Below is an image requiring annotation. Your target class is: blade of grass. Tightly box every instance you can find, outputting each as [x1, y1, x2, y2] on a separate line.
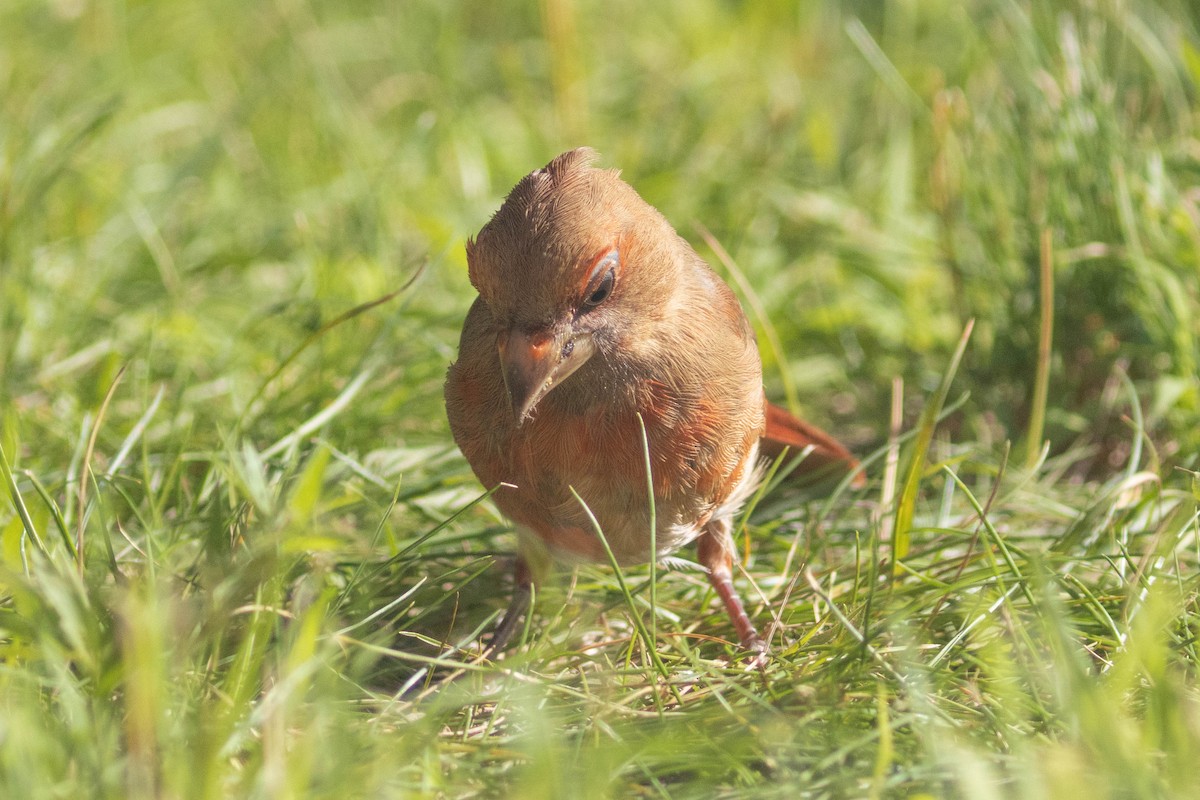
[695, 223, 798, 414]
[879, 376, 904, 544]
[1025, 227, 1054, 470]
[77, 363, 126, 576]
[0, 441, 48, 561]
[803, 568, 946, 709]
[635, 413, 658, 648]
[234, 278, 418, 435]
[569, 486, 681, 709]
[359, 481, 514, 586]
[845, 17, 927, 114]
[261, 368, 374, 459]
[106, 384, 164, 478]
[22, 469, 75, 559]
[941, 464, 1036, 608]
[892, 320, 974, 576]
[869, 683, 894, 800]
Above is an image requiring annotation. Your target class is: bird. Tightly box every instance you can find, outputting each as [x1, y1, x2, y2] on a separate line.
[444, 148, 862, 656]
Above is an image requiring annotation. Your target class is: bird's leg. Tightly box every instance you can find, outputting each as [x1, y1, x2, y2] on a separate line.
[697, 519, 765, 653]
[484, 557, 532, 657]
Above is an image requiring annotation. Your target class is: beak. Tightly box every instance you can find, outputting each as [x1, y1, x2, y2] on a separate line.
[497, 326, 596, 424]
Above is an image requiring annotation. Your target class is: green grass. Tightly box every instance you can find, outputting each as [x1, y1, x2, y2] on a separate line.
[2, 0, 1200, 796]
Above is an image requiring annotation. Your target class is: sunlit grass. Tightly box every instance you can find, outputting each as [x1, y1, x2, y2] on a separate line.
[1, 0, 1199, 797]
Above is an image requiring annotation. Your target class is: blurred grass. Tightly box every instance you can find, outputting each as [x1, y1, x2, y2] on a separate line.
[1, 0, 1199, 797]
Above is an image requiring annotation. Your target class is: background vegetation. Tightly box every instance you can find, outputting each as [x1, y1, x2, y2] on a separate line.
[1, 0, 1198, 796]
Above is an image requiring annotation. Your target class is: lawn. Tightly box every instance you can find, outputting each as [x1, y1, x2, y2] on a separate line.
[1, 0, 1199, 797]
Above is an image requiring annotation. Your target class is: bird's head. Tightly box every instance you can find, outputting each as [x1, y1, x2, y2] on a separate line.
[465, 148, 679, 424]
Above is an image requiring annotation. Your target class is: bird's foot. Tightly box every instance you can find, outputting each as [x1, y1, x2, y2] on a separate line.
[738, 633, 770, 670]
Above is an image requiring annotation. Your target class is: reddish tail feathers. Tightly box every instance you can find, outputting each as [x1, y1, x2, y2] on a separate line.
[760, 401, 865, 488]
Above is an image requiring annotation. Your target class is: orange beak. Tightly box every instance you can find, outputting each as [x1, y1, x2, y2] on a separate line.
[497, 327, 595, 424]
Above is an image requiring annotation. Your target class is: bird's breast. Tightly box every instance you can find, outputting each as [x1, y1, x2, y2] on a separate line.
[488, 380, 756, 565]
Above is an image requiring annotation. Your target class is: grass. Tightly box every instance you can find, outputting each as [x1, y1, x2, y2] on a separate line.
[2, 0, 1199, 796]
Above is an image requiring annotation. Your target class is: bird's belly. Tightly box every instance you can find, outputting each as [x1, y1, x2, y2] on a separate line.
[493, 406, 751, 565]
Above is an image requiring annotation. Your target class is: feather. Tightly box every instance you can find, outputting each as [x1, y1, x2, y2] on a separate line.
[760, 400, 865, 487]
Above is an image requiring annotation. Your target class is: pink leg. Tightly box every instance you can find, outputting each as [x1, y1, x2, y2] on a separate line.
[697, 520, 765, 652]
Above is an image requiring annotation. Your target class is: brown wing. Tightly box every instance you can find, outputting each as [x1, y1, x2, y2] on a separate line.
[760, 400, 865, 488]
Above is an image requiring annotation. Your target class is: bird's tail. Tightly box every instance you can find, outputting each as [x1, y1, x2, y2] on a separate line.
[760, 400, 866, 488]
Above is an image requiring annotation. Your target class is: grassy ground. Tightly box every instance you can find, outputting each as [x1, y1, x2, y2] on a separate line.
[2, 0, 1199, 797]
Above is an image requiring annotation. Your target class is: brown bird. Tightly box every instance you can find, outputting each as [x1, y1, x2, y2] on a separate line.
[445, 148, 861, 655]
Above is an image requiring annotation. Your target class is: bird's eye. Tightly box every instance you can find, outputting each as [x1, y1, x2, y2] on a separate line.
[585, 269, 614, 306]
[583, 251, 618, 308]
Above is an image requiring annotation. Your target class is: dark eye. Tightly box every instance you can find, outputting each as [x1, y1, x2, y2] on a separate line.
[583, 251, 618, 308]
[585, 269, 615, 306]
